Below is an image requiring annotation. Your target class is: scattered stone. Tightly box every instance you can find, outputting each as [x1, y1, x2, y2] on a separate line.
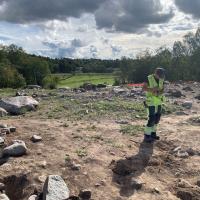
[153, 187, 160, 194]
[94, 183, 101, 187]
[0, 137, 5, 145]
[79, 189, 91, 199]
[1, 128, 10, 134]
[115, 120, 129, 125]
[195, 94, 200, 100]
[168, 89, 183, 98]
[173, 146, 182, 153]
[9, 127, 16, 133]
[0, 194, 10, 200]
[39, 160, 47, 168]
[0, 107, 8, 117]
[0, 96, 39, 115]
[177, 150, 189, 158]
[110, 152, 115, 156]
[185, 148, 196, 156]
[43, 175, 70, 200]
[176, 111, 188, 116]
[2, 140, 27, 157]
[28, 195, 38, 200]
[182, 101, 193, 109]
[113, 87, 128, 95]
[0, 124, 7, 128]
[177, 179, 192, 188]
[31, 135, 42, 143]
[70, 162, 81, 171]
[183, 86, 193, 91]
[0, 182, 5, 191]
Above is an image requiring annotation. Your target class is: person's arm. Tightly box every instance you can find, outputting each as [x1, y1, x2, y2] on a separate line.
[142, 82, 158, 94]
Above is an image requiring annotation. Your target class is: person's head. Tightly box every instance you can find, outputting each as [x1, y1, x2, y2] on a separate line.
[154, 67, 165, 79]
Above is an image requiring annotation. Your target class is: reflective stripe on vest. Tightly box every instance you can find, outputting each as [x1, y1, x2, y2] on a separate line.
[146, 74, 164, 106]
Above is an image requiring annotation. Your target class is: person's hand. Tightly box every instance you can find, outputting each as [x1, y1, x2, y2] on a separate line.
[151, 87, 159, 95]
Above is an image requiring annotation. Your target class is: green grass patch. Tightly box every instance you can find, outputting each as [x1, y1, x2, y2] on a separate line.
[57, 73, 116, 88]
[120, 124, 143, 136]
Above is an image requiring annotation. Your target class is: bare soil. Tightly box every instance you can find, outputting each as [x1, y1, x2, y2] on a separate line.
[0, 85, 200, 200]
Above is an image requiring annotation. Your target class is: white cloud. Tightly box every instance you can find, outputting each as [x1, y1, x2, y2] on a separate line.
[0, 0, 199, 59]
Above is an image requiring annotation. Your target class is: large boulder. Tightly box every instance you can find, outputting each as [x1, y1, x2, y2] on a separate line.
[2, 140, 27, 157]
[0, 107, 8, 117]
[0, 96, 39, 115]
[43, 175, 70, 200]
[0, 194, 10, 200]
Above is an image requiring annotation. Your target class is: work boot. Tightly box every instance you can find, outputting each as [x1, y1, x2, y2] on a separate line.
[151, 132, 160, 140]
[143, 134, 153, 143]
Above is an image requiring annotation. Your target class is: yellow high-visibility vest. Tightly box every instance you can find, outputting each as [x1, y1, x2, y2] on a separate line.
[146, 74, 164, 106]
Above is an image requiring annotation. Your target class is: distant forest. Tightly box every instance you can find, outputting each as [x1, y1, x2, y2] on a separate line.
[0, 28, 200, 88]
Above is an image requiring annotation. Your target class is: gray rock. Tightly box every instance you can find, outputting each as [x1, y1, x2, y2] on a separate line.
[176, 111, 188, 116]
[113, 87, 128, 95]
[31, 135, 42, 143]
[0, 137, 5, 145]
[182, 101, 193, 109]
[0, 182, 5, 191]
[177, 150, 189, 158]
[0, 194, 10, 200]
[195, 94, 200, 100]
[9, 127, 16, 133]
[173, 146, 182, 153]
[2, 140, 27, 157]
[0, 107, 8, 117]
[79, 189, 92, 199]
[0, 124, 7, 128]
[43, 175, 70, 200]
[168, 89, 183, 98]
[0, 96, 39, 115]
[115, 120, 129, 125]
[1, 128, 10, 134]
[178, 179, 192, 188]
[28, 195, 37, 200]
[185, 148, 196, 156]
[183, 86, 193, 91]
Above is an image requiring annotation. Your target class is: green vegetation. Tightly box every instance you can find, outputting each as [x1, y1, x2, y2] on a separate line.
[58, 73, 115, 88]
[120, 124, 143, 136]
[117, 28, 200, 83]
[76, 148, 88, 158]
[1, 28, 200, 89]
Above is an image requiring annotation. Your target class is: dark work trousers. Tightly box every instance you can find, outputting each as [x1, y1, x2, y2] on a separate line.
[144, 105, 162, 135]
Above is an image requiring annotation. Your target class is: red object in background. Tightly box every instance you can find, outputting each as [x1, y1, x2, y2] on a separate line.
[127, 83, 144, 87]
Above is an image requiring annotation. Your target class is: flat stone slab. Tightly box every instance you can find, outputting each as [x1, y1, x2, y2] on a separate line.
[43, 175, 70, 200]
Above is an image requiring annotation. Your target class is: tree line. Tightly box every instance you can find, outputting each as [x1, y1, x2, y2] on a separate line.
[0, 28, 200, 88]
[117, 28, 200, 84]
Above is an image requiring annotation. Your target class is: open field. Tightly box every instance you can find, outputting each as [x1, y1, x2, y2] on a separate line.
[0, 83, 200, 199]
[57, 73, 116, 88]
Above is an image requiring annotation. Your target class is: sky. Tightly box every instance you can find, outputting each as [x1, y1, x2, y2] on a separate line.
[0, 0, 200, 59]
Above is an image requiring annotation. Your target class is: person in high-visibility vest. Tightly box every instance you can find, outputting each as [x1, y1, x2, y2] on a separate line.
[142, 67, 165, 143]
